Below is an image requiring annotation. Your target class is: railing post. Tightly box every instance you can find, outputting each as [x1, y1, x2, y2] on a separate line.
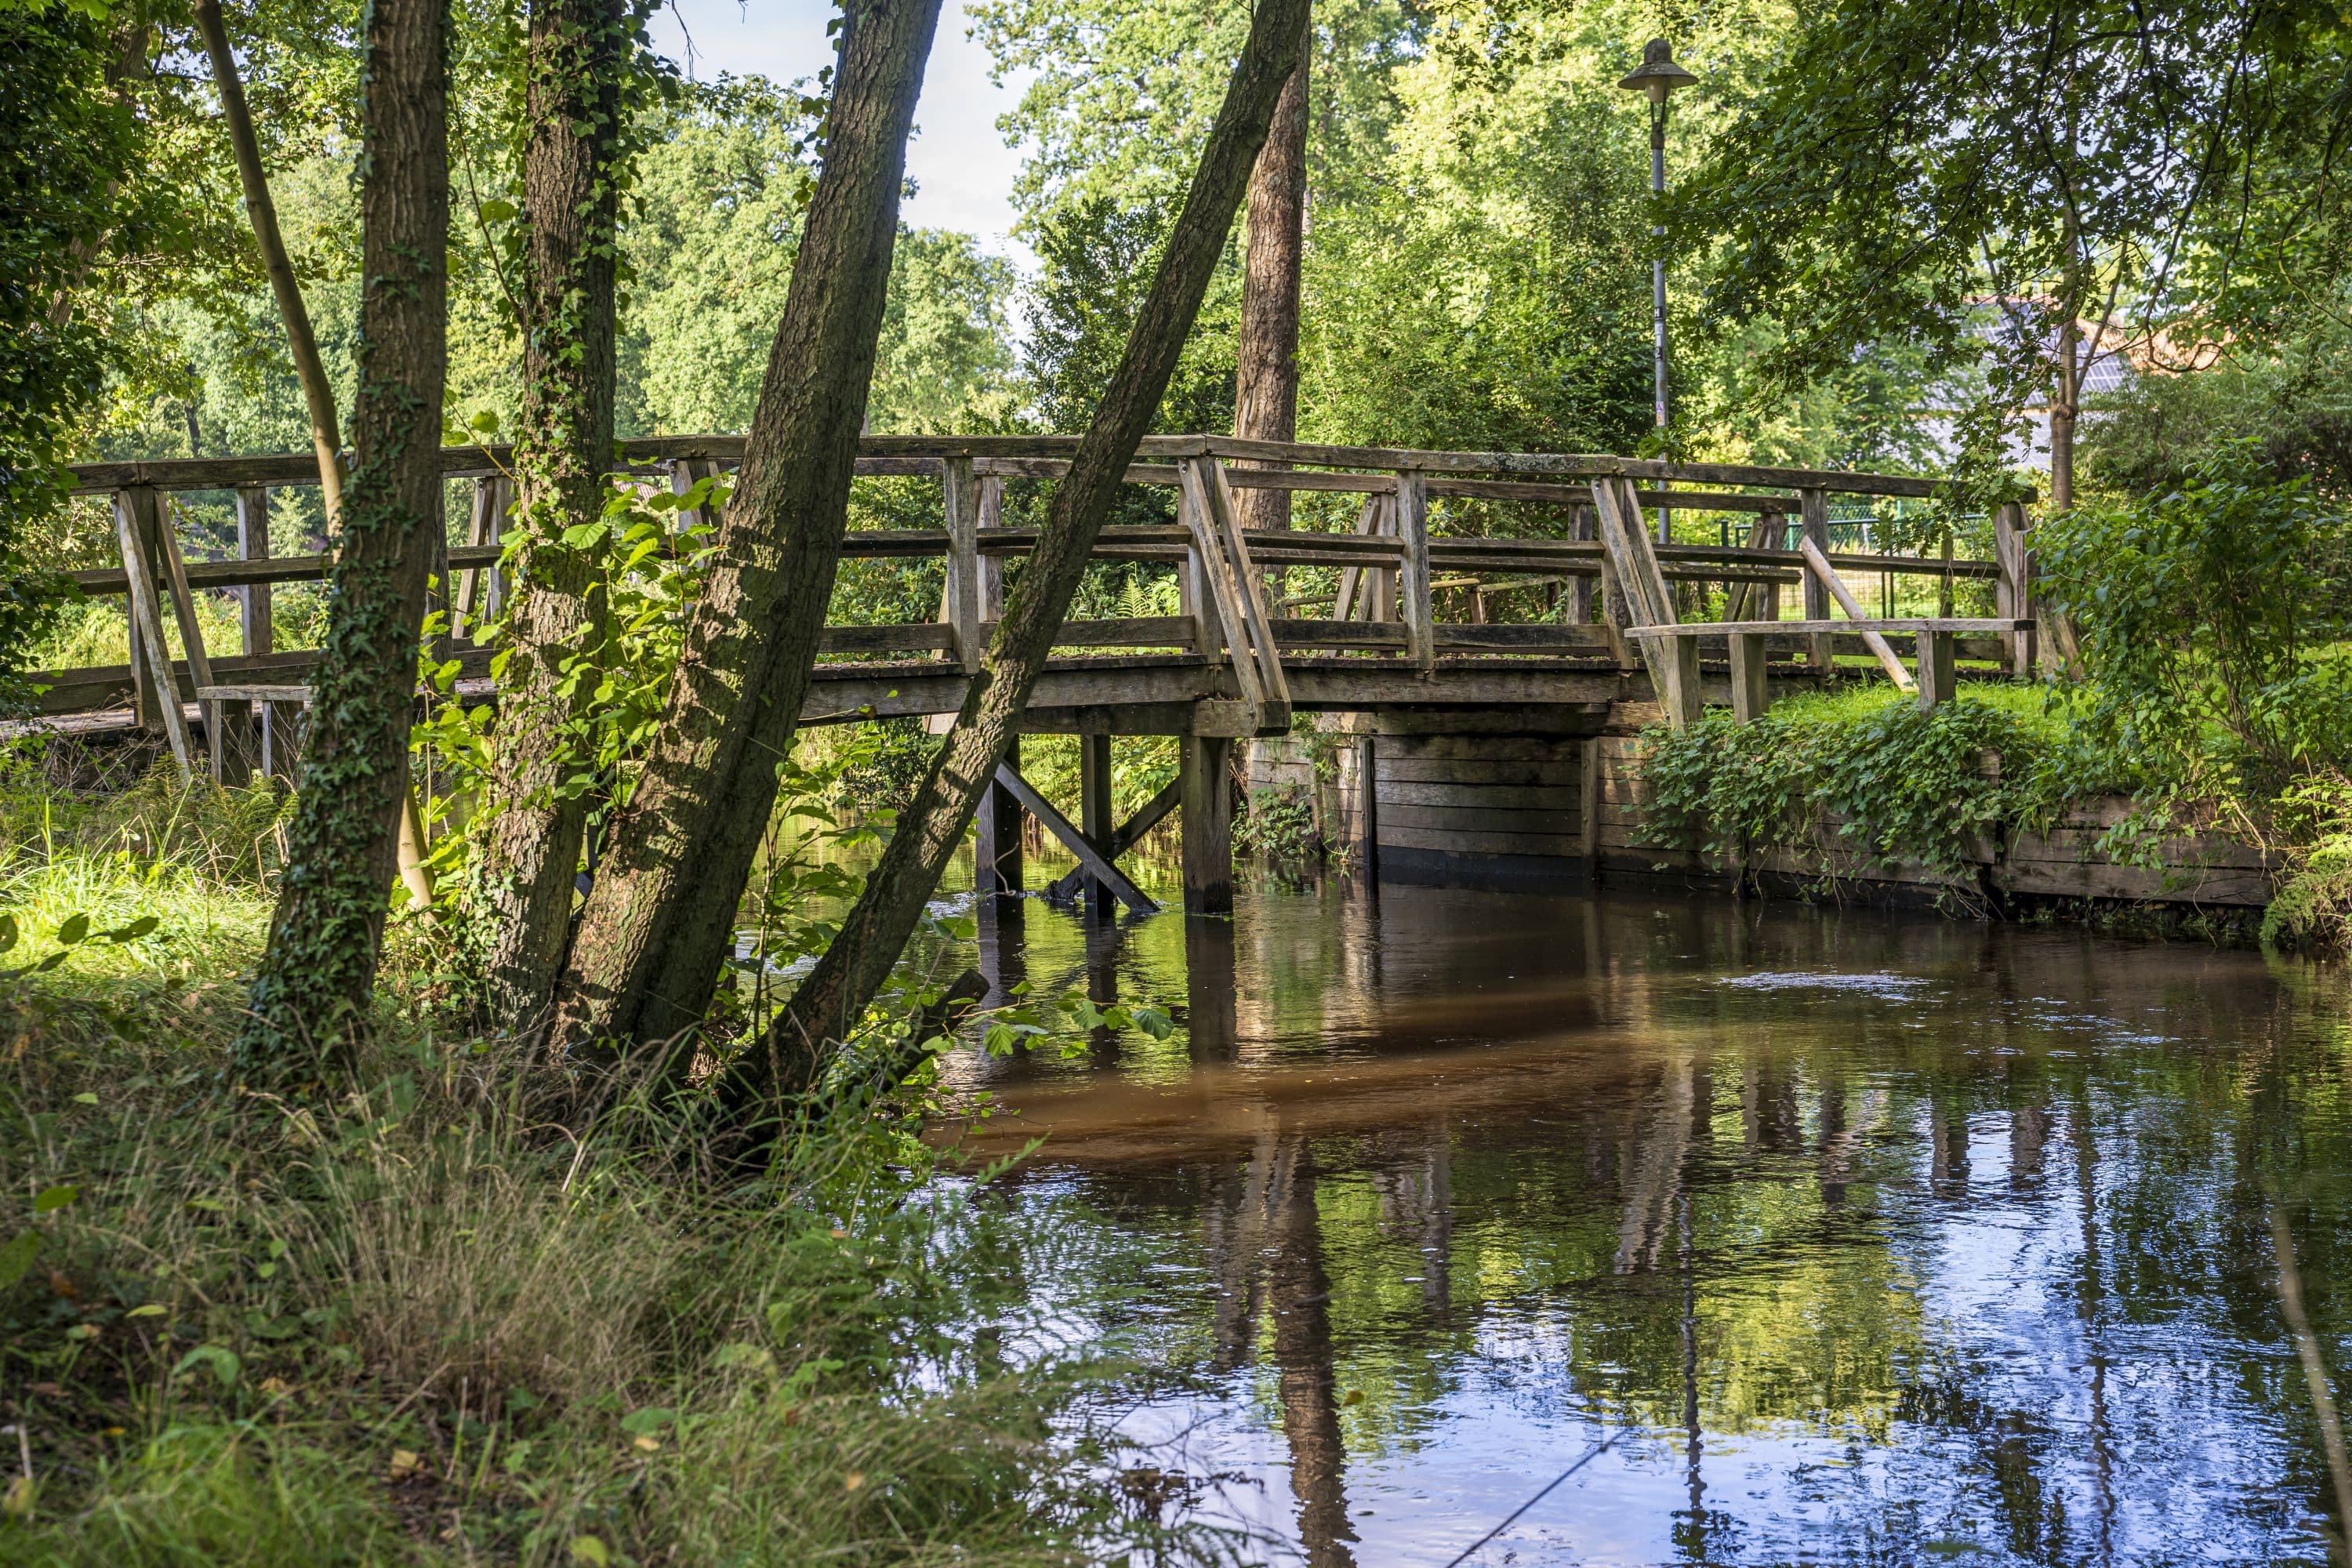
[1917, 630, 1957, 710]
[1569, 501, 1597, 625]
[1396, 469, 1433, 671]
[220, 484, 271, 787]
[1994, 500, 2034, 678]
[977, 474, 1004, 622]
[112, 485, 194, 778]
[1729, 631, 1770, 724]
[1799, 486, 1832, 673]
[942, 455, 982, 673]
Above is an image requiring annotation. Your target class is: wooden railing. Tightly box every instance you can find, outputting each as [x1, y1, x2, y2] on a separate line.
[42, 435, 2031, 779]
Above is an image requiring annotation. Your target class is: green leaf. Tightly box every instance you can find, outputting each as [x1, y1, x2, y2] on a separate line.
[32, 1184, 78, 1213]
[102, 915, 159, 943]
[54, 913, 89, 946]
[0, 1230, 38, 1291]
[619, 1406, 675, 1436]
[0, 913, 16, 954]
[477, 198, 516, 224]
[172, 1344, 241, 1388]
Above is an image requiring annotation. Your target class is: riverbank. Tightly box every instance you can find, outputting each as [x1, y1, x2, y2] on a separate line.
[1242, 680, 2348, 950]
[0, 765, 1200, 1565]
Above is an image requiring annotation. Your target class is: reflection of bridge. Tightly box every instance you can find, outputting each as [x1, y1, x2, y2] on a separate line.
[48, 436, 2033, 912]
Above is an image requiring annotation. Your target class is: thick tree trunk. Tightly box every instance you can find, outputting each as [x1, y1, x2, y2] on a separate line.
[481, 0, 630, 1030]
[237, 0, 447, 1080]
[550, 0, 942, 1051]
[1231, 5, 1308, 535]
[736, 0, 1312, 1112]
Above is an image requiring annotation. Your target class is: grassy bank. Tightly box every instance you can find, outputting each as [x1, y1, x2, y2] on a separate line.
[0, 759, 1210, 1566]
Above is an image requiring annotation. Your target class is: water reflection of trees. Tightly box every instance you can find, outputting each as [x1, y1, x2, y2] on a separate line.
[962, 885, 2352, 1561]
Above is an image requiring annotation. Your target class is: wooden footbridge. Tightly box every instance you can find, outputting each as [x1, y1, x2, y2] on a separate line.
[42, 436, 2036, 911]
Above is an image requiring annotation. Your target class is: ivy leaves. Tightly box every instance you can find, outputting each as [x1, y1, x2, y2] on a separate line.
[1639, 695, 2085, 883]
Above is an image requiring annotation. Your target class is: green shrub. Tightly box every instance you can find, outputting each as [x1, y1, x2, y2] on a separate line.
[1639, 688, 2094, 884]
[2037, 445, 2352, 802]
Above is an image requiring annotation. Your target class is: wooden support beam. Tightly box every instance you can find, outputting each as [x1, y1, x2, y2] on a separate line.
[991, 764, 1157, 914]
[1797, 535, 1915, 691]
[1730, 632, 1771, 724]
[1357, 736, 1379, 880]
[1579, 735, 1601, 881]
[975, 735, 1022, 898]
[111, 487, 194, 778]
[1569, 503, 1596, 626]
[1798, 487, 1832, 672]
[1179, 732, 1234, 916]
[1203, 459, 1293, 725]
[1395, 470, 1434, 670]
[151, 501, 227, 786]
[942, 455, 982, 673]
[1590, 478, 1684, 714]
[1994, 500, 2034, 679]
[1078, 732, 1113, 916]
[1916, 629, 1957, 710]
[1664, 633, 1703, 731]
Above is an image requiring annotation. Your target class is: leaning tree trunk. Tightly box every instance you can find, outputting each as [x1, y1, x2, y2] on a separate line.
[480, 0, 633, 1029]
[195, 0, 437, 916]
[732, 0, 1312, 1115]
[550, 0, 943, 1052]
[236, 0, 447, 1082]
[1231, 1, 1308, 535]
[191, 0, 345, 527]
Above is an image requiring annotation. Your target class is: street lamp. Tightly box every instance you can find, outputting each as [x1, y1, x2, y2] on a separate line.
[1619, 38, 1697, 543]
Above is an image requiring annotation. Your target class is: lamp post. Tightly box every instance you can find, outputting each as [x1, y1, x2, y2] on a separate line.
[1618, 38, 1697, 543]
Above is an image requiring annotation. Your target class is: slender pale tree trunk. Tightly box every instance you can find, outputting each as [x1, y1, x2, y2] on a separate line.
[191, 0, 345, 526]
[481, 0, 633, 1029]
[237, 0, 447, 1080]
[1232, 2, 1308, 535]
[550, 0, 943, 1051]
[735, 0, 1312, 1112]
[195, 0, 437, 914]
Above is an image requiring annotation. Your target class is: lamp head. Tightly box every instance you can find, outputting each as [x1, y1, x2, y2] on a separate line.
[1617, 38, 1697, 103]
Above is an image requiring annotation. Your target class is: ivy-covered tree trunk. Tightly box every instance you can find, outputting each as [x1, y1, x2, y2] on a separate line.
[550, 0, 942, 1051]
[238, 0, 447, 1080]
[732, 0, 1312, 1112]
[480, 0, 636, 1029]
[1231, 1, 1308, 535]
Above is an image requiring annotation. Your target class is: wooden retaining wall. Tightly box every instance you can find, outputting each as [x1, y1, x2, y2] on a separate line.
[1286, 710, 2274, 909]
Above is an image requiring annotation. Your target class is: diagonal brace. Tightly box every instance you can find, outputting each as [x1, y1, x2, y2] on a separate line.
[992, 765, 1159, 914]
[1047, 777, 1182, 902]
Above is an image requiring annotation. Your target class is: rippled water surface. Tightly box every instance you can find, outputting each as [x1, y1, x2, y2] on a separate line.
[922, 870, 2352, 1566]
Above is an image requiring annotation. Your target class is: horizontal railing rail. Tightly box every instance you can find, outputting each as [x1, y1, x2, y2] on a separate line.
[35, 436, 2036, 779]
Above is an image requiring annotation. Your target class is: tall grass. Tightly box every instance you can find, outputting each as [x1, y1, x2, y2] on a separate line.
[0, 753, 1228, 1565]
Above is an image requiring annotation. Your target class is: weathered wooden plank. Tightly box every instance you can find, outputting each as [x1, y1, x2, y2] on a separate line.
[1376, 780, 1581, 809]
[1396, 470, 1435, 670]
[1729, 632, 1769, 724]
[1271, 619, 1410, 650]
[1381, 802, 1588, 834]
[1432, 624, 1614, 653]
[1628, 617, 2030, 636]
[113, 488, 194, 775]
[818, 623, 959, 655]
[1376, 759, 1583, 787]
[1379, 825, 1586, 857]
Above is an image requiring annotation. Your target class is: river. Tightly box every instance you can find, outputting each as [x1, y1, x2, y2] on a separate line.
[911, 866, 2351, 1566]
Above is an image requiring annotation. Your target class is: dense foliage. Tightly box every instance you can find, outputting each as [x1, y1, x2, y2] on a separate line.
[0, 9, 148, 704]
[2036, 448, 2352, 802]
[1639, 690, 2093, 887]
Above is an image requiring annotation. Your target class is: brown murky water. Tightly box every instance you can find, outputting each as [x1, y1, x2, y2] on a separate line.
[923, 870, 2352, 1566]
